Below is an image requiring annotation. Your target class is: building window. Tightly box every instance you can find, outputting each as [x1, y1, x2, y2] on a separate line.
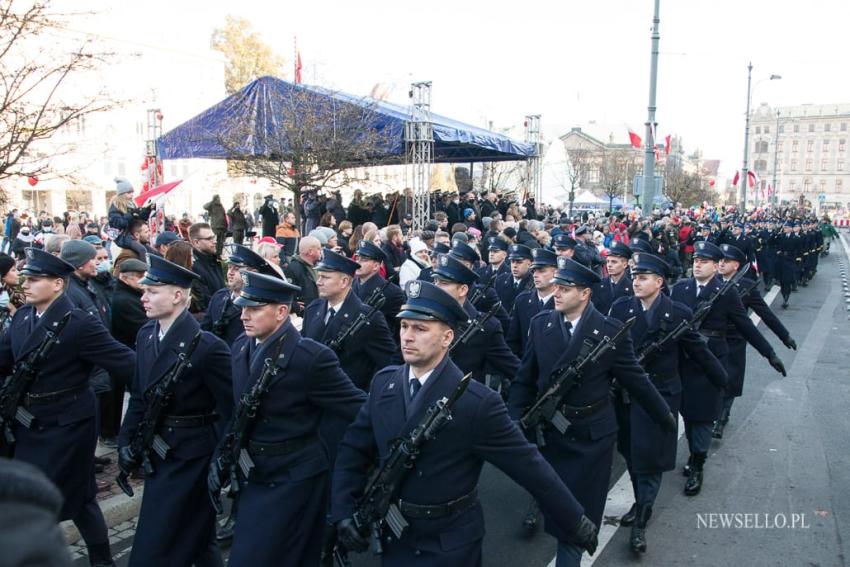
[790, 159, 798, 171]
[842, 123, 847, 132]
[777, 141, 784, 152]
[820, 179, 827, 193]
[837, 179, 843, 191]
[792, 140, 799, 153]
[794, 124, 800, 133]
[755, 126, 761, 134]
[808, 124, 815, 133]
[789, 180, 797, 193]
[825, 123, 832, 132]
[807, 140, 814, 153]
[779, 124, 785, 133]
[755, 159, 768, 172]
[755, 141, 769, 153]
[839, 159, 845, 172]
[805, 158, 813, 171]
[764, 126, 770, 134]
[823, 139, 830, 151]
[840, 139, 846, 153]
[821, 158, 829, 171]
[803, 178, 812, 193]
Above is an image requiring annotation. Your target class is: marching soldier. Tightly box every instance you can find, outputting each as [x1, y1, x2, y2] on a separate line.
[202, 244, 281, 347]
[552, 233, 578, 259]
[507, 257, 676, 566]
[0, 248, 136, 567]
[506, 248, 557, 357]
[448, 240, 510, 332]
[303, 249, 397, 391]
[118, 254, 233, 567]
[713, 244, 797, 439]
[478, 236, 511, 282]
[208, 271, 366, 566]
[431, 253, 519, 388]
[494, 243, 534, 313]
[670, 241, 786, 496]
[609, 253, 727, 553]
[353, 240, 405, 341]
[331, 281, 598, 566]
[772, 221, 799, 308]
[590, 241, 633, 316]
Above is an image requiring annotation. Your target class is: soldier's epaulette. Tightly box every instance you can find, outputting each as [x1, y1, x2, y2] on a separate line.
[609, 295, 633, 312]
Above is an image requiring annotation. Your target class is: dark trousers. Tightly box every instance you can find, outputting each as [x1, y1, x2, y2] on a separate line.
[232, 230, 244, 245]
[214, 229, 227, 257]
[73, 496, 109, 547]
[632, 472, 662, 506]
[98, 375, 125, 439]
[684, 420, 713, 454]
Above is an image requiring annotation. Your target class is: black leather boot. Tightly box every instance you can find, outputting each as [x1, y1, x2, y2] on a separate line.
[682, 454, 693, 477]
[684, 452, 706, 496]
[87, 543, 115, 567]
[522, 497, 540, 535]
[712, 407, 731, 439]
[630, 504, 652, 552]
[620, 503, 637, 526]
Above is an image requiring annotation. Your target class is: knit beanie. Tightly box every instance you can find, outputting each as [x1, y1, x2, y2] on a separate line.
[114, 177, 134, 195]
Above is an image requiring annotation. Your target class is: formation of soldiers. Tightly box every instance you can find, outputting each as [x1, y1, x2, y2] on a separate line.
[0, 205, 832, 567]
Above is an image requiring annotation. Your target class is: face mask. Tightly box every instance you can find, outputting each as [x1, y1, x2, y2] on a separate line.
[96, 260, 112, 274]
[0, 290, 9, 309]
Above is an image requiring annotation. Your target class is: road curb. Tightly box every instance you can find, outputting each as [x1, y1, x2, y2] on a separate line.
[62, 487, 145, 545]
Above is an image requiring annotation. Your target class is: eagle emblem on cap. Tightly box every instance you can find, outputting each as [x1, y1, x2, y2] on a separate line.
[439, 255, 449, 266]
[722, 244, 729, 251]
[557, 257, 568, 269]
[25, 249, 33, 260]
[633, 253, 641, 263]
[532, 249, 540, 258]
[696, 242, 704, 250]
[408, 281, 421, 298]
[241, 272, 250, 288]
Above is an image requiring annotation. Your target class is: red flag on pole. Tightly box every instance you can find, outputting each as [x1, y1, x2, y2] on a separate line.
[732, 171, 740, 186]
[747, 170, 758, 188]
[664, 135, 672, 155]
[295, 51, 303, 84]
[628, 130, 642, 149]
[767, 183, 773, 196]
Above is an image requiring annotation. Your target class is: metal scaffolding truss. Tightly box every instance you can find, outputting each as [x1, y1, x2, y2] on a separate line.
[405, 81, 433, 231]
[524, 115, 542, 202]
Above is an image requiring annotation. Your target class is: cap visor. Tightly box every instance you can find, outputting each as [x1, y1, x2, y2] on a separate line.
[234, 296, 269, 308]
[138, 275, 165, 286]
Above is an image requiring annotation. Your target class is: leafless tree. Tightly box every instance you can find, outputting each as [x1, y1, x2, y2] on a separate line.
[0, 1, 116, 203]
[565, 148, 592, 216]
[597, 148, 631, 210]
[664, 158, 713, 207]
[218, 85, 395, 223]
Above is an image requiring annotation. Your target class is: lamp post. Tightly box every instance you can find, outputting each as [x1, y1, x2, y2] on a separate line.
[641, 0, 661, 216]
[741, 66, 781, 210]
[771, 110, 781, 206]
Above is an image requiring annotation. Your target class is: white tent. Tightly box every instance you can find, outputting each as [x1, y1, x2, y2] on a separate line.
[573, 190, 605, 205]
[540, 140, 571, 206]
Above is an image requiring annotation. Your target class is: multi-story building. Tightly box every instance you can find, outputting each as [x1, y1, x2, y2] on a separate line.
[750, 102, 850, 211]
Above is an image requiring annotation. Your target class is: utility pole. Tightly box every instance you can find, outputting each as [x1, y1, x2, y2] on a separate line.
[641, 0, 661, 215]
[771, 110, 781, 206]
[741, 62, 753, 210]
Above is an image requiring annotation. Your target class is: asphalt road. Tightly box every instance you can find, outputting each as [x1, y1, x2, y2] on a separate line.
[76, 235, 850, 567]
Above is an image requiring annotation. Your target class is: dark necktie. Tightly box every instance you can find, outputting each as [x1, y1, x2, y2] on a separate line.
[697, 284, 705, 299]
[409, 378, 422, 399]
[562, 319, 573, 343]
[538, 298, 545, 310]
[325, 307, 336, 325]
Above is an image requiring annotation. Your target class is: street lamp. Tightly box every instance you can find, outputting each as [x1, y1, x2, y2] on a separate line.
[741, 64, 781, 209]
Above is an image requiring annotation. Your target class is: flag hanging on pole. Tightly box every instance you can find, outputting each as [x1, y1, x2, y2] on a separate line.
[732, 171, 740, 186]
[747, 170, 758, 188]
[295, 51, 303, 84]
[767, 183, 773, 196]
[628, 130, 642, 149]
[664, 135, 672, 155]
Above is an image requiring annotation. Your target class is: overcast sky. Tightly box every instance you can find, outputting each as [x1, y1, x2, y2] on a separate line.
[76, 0, 849, 180]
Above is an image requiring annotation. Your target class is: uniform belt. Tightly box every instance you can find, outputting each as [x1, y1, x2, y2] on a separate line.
[23, 384, 88, 406]
[700, 329, 726, 338]
[560, 397, 608, 419]
[161, 414, 218, 427]
[398, 489, 478, 519]
[247, 436, 317, 456]
[648, 373, 677, 384]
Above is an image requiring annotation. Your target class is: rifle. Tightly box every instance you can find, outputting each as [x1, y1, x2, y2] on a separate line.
[635, 264, 751, 365]
[364, 278, 390, 309]
[520, 317, 636, 446]
[467, 271, 497, 308]
[116, 331, 203, 497]
[328, 297, 386, 352]
[211, 297, 240, 339]
[0, 312, 72, 445]
[334, 372, 472, 567]
[449, 301, 501, 352]
[209, 334, 287, 514]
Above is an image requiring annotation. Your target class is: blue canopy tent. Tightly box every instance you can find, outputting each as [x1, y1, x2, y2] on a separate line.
[157, 76, 536, 164]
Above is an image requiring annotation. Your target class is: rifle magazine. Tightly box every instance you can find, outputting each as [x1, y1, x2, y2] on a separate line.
[238, 448, 255, 479]
[385, 502, 409, 540]
[151, 434, 171, 460]
[14, 406, 34, 429]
